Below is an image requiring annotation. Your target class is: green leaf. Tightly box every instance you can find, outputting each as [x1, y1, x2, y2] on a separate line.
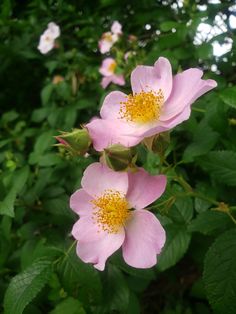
[57, 246, 102, 303]
[160, 21, 179, 32]
[203, 229, 236, 314]
[220, 86, 236, 109]
[188, 211, 234, 235]
[41, 84, 54, 106]
[157, 224, 191, 271]
[4, 259, 52, 314]
[183, 121, 218, 162]
[198, 151, 236, 186]
[0, 166, 29, 217]
[102, 264, 130, 313]
[168, 196, 193, 223]
[50, 297, 86, 314]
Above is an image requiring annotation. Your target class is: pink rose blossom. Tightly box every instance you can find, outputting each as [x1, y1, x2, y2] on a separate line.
[38, 22, 60, 54]
[98, 32, 118, 54]
[87, 57, 217, 151]
[99, 58, 117, 76]
[101, 75, 125, 89]
[70, 162, 166, 271]
[99, 58, 125, 88]
[111, 21, 122, 35]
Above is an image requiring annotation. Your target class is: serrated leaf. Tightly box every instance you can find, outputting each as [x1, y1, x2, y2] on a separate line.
[57, 246, 102, 303]
[168, 196, 193, 223]
[188, 211, 234, 235]
[220, 86, 236, 109]
[203, 229, 236, 314]
[50, 297, 86, 314]
[198, 151, 236, 186]
[183, 121, 218, 162]
[4, 259, 52, 314]
[157, 224, 191, 271]
[101, 264, 130, 313]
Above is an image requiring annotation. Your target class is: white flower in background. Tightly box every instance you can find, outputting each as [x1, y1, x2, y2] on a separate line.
[99, 58, 125, 88]
[98, 21, 122, 54]
[98, 32, 118, 54]
[111, 21, 122, 35]
[38, 22, 60, 54]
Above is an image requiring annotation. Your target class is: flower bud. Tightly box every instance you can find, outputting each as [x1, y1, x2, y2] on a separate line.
[103, 144, 137, 171]
[143, 132, 170, 155]
[55, 128, 91, 156]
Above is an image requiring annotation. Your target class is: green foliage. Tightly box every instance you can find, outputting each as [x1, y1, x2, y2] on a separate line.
[198, 151, 236, 186]
[49, 297, 86, 314]
[4, 259, 52, 314]
[203, 229, 236, 314]
[1, 0, 236, 313]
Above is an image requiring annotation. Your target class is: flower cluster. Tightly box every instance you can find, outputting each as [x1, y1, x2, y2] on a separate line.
[64, 55, 217, 271]
[98, 21, 126, 89]
[98, 21, 122, 54]
[99, 58, 125, 89]
[38, 22, 60, 54]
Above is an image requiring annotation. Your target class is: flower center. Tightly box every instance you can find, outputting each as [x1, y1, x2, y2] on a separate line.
[91, 190, 130, 233]
[119, 89, 164, 124]
[108, 61, 117, 74]
[103, 32, 113, 42]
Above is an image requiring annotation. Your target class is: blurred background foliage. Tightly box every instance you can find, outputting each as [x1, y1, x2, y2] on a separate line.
[1, 0, 236, 313]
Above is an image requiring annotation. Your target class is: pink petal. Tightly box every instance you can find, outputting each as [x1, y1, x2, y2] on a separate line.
[86, 118, 143, 151]
[127, 169, 167, 209]
[72, 217, 102, 242]
[100, 91, 127, 119]
[160, 105, 191, 130]
[76, 228, 125, 271]
[101, 76, 112, 89]
[111, 21, 122, 34]
[130, 57, 172, 100]
[111, 74, 125, 86]
[70, 189, 94, 217]
[122, 209, 166, 268]
[81, 162, 128, 197]
[99, 58, 116, 76]
[160, 68, 217, 121]
[99, 39, 112, 54]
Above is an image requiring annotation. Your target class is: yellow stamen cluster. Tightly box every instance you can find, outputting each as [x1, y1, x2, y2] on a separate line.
[108, 61, 117, 73]
[103, 33, 113, 42]
[91, 190, 130, 233]
[119, 89, 164, 124]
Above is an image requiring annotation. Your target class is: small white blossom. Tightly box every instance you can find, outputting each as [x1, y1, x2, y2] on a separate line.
[38, 22, 60, 54]
[111, 21, 122, 35]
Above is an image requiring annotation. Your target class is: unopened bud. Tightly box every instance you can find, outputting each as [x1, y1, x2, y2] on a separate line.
[103, 144, 137, 171]
[55, 128, 91, 156]
[143, 132, 170, 154]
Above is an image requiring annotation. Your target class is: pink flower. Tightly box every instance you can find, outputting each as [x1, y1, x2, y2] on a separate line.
[99, 58, 117, 76]
[38, 22, 60, 54]
[111, 21, 122, 35]
[87, 57, 217, 151]
[101, 75, 125, 89]
[70, 162, 166, 271]
[99, 58, 125, 89]
[98, 32, 118, 54]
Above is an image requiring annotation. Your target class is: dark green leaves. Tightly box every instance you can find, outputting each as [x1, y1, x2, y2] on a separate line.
[198, 151, 236, 186]
[157, 224, 191, 271]
[203, 229, 236, 314]
[220, 87, 236, 109]
[0, 166, 29, 217]
[4, 259, 52, 314]
[50, 297, 86, 314]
